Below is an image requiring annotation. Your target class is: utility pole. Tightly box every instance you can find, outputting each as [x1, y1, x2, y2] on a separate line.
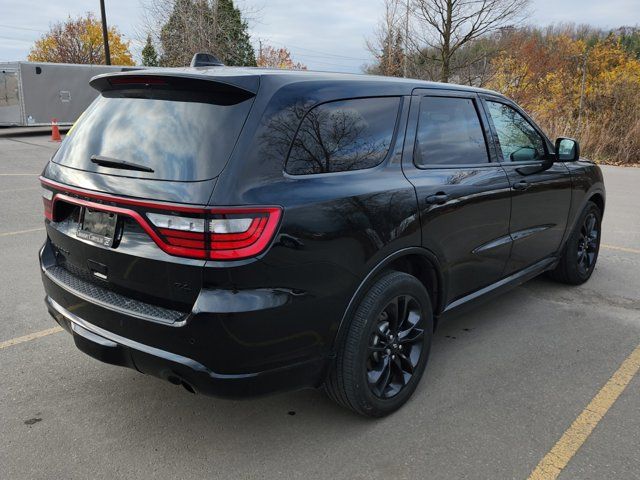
[99, 0, 111, 65]
[403, 0, 409, 78]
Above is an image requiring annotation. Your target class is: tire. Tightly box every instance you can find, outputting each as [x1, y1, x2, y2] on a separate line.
[549, 201, 602, 285]
[325, 270, 434, 417]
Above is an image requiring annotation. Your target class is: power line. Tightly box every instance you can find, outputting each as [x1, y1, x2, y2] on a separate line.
[0, 35, 34, 43]
[0, 24, 42, 33]
[256, 40, 363, 64]
[290, 52, 366, 64]
[254, 36, 362, 70]
[295, 57, 362, 69]
[265, 38, 370, 61]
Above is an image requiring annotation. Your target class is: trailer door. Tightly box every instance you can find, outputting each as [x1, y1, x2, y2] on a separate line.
[0, 68, 22, 126]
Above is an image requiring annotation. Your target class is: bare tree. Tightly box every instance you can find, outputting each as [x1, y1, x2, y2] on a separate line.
[365, 0, 406, 77]
[412, 0, 529, 82]
[139, 0, 257, 66]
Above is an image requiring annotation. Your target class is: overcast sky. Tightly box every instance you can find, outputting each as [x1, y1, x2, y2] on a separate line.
[1, 0, 638, 72]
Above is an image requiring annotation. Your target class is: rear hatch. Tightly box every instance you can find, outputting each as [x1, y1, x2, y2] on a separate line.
[41, 72, 258, 315]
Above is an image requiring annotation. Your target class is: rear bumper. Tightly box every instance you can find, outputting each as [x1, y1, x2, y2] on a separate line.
[39, 240, 329, 398]
[45, 295, 326, 398]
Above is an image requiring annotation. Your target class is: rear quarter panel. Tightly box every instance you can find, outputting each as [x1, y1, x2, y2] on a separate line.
[207, 84, 420, 363]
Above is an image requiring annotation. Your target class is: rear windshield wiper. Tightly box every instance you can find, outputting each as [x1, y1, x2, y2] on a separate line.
[90, 155, 154, 173]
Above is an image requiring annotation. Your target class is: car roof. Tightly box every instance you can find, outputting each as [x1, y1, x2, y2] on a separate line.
[93, 65, 504, 98]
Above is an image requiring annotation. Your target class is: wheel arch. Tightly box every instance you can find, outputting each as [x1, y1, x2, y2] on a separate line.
[589, 192, 605, 214]
[331, 247, 445, 354]
[561, 185, 605, 253]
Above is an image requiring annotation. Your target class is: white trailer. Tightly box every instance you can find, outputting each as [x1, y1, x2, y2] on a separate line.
[0, 61, 142, 127]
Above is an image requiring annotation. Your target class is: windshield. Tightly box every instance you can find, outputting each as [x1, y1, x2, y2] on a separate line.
[53, 89, 254, 181]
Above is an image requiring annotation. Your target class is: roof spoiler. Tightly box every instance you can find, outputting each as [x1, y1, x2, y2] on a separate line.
[190, 53, 224, 67]
[89, 71, 259, 96]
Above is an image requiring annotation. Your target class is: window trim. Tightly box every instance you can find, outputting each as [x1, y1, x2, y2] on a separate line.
[412, 93, 496, 170]
[282, 95, 403, 177]
[480, 95, 552, 165]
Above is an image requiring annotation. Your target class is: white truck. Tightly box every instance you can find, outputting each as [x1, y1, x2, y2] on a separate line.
[0, 61, 142, 127]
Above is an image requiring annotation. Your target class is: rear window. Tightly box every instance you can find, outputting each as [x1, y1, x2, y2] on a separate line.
[53, 86, 254, 181]
[285, 97, 400, 175]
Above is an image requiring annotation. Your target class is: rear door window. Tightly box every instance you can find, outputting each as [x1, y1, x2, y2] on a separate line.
[414, 96, 489, 167]
[285, 97, 400, 175]
[53, 83, 254, 181]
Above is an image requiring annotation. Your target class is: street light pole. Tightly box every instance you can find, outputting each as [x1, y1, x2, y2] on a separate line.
[99, 0, 111, 65]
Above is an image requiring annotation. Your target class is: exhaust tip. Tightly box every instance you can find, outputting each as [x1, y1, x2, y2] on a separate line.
[166, 374, 196, 394]
[181, 380, 196, 394]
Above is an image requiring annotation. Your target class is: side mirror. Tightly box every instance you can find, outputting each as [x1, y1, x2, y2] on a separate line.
[555, 137, 580, 162]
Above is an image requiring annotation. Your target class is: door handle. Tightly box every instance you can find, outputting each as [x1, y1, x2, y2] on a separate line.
[425, 192, 449, 205]
[512, 181, 531, 191]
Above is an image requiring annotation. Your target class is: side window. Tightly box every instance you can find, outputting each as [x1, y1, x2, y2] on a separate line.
[486, 101, 545, 162]
[414, 96, 489, 167]
[285, 97, 400, 175]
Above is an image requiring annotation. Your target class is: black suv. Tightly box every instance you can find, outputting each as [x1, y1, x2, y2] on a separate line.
[39, 68, 605, 417]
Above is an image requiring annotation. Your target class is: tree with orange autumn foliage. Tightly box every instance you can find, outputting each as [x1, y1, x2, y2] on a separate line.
[257, 45, 306, 70]
[488, 28, 640, 164]
[28, 13, 134, 66]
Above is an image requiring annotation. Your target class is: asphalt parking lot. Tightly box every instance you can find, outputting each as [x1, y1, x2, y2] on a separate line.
[1, 128, 638, 480]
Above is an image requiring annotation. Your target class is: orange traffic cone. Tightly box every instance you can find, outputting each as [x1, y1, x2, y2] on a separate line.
[50, 118, 61, 142]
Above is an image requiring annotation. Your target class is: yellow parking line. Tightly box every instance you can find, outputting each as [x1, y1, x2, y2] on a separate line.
[0, 227, 45, 237]
[528, 343, 640, 480]
[0, 326, 63, 350]
[602, 244, 640, 255]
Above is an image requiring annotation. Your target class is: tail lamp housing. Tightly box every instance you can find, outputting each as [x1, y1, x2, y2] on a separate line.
[147, 208, 282, 260]
[40, 178, 282, 261]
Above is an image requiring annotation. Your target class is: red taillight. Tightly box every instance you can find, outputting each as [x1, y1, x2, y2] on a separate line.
[147, 208, 282, 260]
[41, 178, 283, 261]
[158, 229, 206, 249]
[208, 208, 282, 260]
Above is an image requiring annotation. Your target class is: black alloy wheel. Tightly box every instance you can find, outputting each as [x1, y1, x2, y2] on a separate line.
[577, 211, 599, 276]
[367, 295, 425, 399]
[324, 270, 433, 417]
[549, 201, 602, 285]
